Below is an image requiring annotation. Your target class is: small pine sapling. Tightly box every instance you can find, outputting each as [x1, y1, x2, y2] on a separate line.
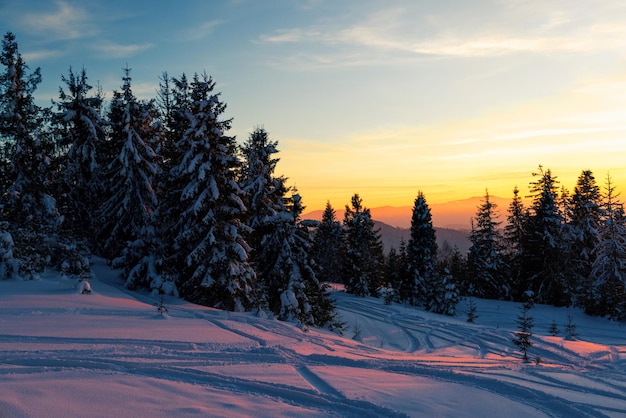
[565, 309, 578, 340]
[352, 319, 362, 342]
[548, 319, 560, 336]
[512, 299, 534, 362]
[382, 285, 396, 305]
[466, 298, 478, 323]
[155, 293, 168, 317]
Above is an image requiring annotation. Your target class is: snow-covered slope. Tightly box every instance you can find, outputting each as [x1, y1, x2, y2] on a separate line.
[1, 261, 625, 417]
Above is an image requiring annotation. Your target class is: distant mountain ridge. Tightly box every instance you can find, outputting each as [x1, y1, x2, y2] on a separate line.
[374, 221, 471, 255]
[303, 195, 513, 229]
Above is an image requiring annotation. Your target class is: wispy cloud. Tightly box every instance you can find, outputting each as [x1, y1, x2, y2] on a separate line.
[255, 7, 404, 47]
[406, 26, 626, 57]
[181, 19, 223, 41]
[257, 28, 315, 43]
[256, 2, 626, 67]
[20, 1, 96, 40]
[95, 42, 154, 58]
[23, 49, 63, 63]
[490, 126, 626, 142]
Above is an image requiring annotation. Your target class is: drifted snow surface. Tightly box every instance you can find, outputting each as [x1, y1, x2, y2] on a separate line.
[1, 261, 626, 417]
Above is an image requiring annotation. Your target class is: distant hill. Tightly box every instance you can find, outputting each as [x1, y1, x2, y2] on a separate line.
[303, 195, 513, 229]
[301, 196, 515, 255]
[375, 221, 470, 255]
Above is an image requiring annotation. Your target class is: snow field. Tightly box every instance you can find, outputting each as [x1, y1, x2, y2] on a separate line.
[1, 263, 626, 417]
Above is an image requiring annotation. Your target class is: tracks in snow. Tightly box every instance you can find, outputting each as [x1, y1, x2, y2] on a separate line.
[2, 289, 626, 417]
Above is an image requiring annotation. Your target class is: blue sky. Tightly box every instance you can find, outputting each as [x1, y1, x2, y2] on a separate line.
[3, 0, 626, 210]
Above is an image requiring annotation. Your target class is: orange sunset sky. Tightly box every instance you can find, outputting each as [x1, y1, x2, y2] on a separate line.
[4, 0, 626, 215]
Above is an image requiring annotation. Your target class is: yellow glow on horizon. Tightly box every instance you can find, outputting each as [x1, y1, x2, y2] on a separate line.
[278, 71, 626, 211]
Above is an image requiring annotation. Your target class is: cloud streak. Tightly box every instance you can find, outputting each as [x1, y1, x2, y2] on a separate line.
[20, 1, 96, 40]
[95, 42, 154, 58]
[22, 49, 63, 63]
[256, 2, 626, 68]
[257, 28, 315, 43]
[181, 19, 223, 41]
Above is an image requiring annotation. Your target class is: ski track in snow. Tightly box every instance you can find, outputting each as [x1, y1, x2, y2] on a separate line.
[1, 273, 626, 417]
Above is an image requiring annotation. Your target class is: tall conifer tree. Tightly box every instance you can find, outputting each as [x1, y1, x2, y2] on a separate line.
[0, 32, 54, 225]
[54, 67, 106, 241]
[588, 175, 626, 319]
[342, 194, 383, 296]
[154, 71, 184, 180]
[0, 32, 58, 274]
[467, 191, 508, 299]
[406, 191, 438, 306]
[253, 189, 337, 326]
[568, 170, 602, 303]
[504, 186, 527, 299]
[522, 166, 567, 305]
[164, 72, 255, 311]
[239, 126, 287, 314]
[240, 127, 285, 232]
[312, 201, 345, 284]
[97, 67, 161, 290]
[239, 127, 338, 325]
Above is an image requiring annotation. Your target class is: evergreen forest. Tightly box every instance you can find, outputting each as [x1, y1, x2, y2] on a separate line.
[1, 31, 625, 329]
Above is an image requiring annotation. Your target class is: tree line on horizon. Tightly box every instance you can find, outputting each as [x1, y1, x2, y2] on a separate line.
[313, 165, 626, 321]
[0, 31, 624, 325]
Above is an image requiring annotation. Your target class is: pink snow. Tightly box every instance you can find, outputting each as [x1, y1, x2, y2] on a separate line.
[0, 260, 625, 417]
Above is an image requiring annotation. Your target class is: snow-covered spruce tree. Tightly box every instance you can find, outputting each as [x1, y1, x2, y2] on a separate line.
[154, 71, 188, 180]
[163, 72, 255, 311]
[155, 72, 176, 146]
[152, 73, 191, 227]
[124, 98, 169, 293]
[383, 245, 402, 303]
[427, 267, 460, 316]
[503, 186, 528, 300]
[0, 31, 59, 276]
[587, 175, 626, 319]
[240, 127, 284, 233]
[96, 67, 162, 291]
[567, 170, 602, 305]
[239, 126, 287, 314]
[439, 243, 467, 294]
[260, 192, 337, 327]
[397, 239, 412, 299]
[522, 166, 568, 305]
[557, 185, 571, 224]
[240, 128, 337, 326]
[405, 191, 438, 306]
[466, 191, 509, 299]
[342, 194, 384, 297]
[52, 67, 107, 273]
[54, 67, 106, 237]
[312, 201, 346, 284]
